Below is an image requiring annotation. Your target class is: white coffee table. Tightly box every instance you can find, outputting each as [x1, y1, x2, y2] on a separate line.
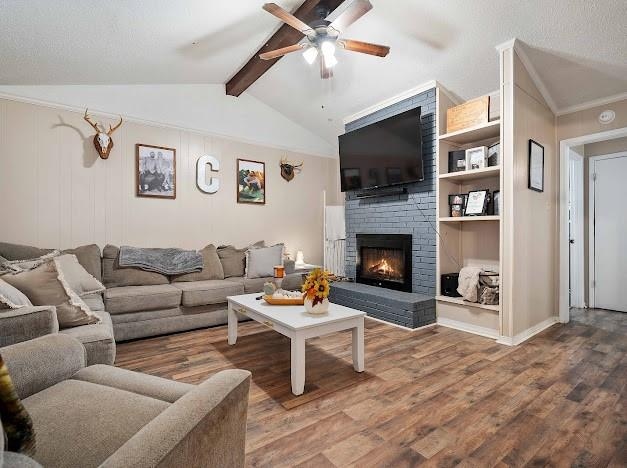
[227, 293, 365, 395]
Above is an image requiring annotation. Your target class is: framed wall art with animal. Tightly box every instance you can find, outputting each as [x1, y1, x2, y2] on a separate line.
[136, 144, 176, 199]
[237, 159, 265, 204]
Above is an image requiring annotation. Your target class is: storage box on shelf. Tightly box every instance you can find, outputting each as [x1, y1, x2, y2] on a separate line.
[435, 89, 502, 337]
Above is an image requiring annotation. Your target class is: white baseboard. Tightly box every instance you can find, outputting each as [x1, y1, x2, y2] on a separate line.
[496, 317, 559, 346]
[436, 317, 500, 340]
[365, 315, 437, 332]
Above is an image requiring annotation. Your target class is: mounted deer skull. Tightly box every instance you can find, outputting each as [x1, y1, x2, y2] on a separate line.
[83, 109, 123, 159]
[280, 157, 303, 182]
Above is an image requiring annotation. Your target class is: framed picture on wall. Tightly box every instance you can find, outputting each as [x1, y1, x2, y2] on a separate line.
[237, 159, 266, 204]
[136, 144, 176, 199]
[528, 139, 544, 192]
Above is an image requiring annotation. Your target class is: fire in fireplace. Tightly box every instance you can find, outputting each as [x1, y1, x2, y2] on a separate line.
[356, 234, 412, 292]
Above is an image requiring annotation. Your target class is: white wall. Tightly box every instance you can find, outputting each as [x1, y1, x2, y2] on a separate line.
[0, 97, 339, 264]
[0, 85, 337, 158]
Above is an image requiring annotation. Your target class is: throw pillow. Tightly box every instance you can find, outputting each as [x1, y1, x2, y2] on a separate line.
[0, 279, 33, 310]
[62, 244, 102, 281]
[0, 250, 60, 274]
[171, 244, 225, 282]
[53, 254, 105, 297]
[2, 261, 100, 328]
[102, 245, 169, 288]
[245, 243, 284, 279]
[217, 241, 265, 278]
[0, 242, 53, 261]
[0, 353, 35, 454]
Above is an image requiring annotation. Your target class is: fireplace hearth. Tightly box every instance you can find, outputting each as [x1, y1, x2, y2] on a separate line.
[356, 234, 412, 292]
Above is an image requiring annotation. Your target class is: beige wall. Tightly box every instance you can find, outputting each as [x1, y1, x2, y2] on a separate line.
[557, 99, 627, 142]
[509, 50, 558, 336]
[0, 98, 340, 264]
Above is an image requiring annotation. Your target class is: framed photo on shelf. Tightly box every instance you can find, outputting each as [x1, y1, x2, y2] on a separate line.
[464, 189, 489, 216]
[448, 193, 467, 206]
[493, 190, 501, 216]
[450, 204, 464, 217]
[237, 159, 266, 204]
[465, 146, 488, 170]
[136, 144, 176, 199]
[528, 139, 544, 192]
[488, 142, 500, 167]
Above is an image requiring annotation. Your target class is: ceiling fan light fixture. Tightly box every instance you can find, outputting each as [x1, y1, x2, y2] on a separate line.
[303, 46, 318, 65]
[320, 40, 336, 58]
[325, 53, 338, 68]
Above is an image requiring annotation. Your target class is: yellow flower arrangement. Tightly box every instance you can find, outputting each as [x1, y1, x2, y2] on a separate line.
[302, 268, 331, 306]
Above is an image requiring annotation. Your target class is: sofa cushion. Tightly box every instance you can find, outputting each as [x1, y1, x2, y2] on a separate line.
[229, 276, 275, 294]
[104, 284, 182, 314]
[0, 250, 60, 273]
[82, 293, 105, 312]
[102, 245, 169, 288]
[217, 241, 264, 278]
[2, 261, 100, 328]
[62, 244, 102, 282]
[0, 242, 53, 261]
[171, 244, 225, 282]
[60, 311, 115, 365]
[245, 243, 284, 278]
[0, 278, 33, 309]
[73, 365, 194, 403]
[23, 380, 169, 468]
[54, 254, 105, 297]
[171, 280, 244, 307]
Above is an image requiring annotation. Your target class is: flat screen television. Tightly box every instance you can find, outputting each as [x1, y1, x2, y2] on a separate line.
[338, 107, 423, 192]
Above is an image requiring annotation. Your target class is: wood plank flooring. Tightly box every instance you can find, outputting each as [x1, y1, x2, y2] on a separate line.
[116, 308, 626, 467]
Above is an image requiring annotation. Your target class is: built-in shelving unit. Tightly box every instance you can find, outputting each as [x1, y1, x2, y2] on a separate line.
[435, 88, 502, 338]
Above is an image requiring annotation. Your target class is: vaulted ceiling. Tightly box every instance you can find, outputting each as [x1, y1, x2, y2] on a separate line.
[1, 0, 625, 146]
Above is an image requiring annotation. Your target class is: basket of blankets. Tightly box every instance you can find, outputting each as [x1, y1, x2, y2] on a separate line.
[457, 267, 499, 305]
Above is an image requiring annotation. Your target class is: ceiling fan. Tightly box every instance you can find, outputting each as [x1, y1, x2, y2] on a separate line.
[259, 0, 390, 79]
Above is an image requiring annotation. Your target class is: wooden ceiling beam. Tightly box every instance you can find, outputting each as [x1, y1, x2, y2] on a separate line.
[225, 0, 345, 97]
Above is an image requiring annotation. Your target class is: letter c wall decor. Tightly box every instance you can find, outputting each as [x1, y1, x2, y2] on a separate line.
[197, 155, 220, 194]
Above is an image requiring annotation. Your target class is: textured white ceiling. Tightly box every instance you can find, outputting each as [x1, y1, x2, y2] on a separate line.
[1, 0, 625, 144]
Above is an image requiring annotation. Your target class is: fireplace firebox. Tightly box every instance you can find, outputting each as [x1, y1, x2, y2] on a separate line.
[356, 234, 412, 292]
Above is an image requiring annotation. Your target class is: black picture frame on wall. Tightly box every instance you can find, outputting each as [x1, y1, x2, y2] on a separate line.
[528, 139, 545, 192]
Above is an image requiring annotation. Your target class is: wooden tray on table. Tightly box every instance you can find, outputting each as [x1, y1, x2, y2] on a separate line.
[263, 295, 305, 306]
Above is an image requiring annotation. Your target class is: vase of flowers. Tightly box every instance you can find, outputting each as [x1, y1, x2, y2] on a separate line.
[302, 268, 331, 315]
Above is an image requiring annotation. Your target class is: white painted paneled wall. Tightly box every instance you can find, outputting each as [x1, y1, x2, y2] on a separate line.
[0, 98, 339, 263]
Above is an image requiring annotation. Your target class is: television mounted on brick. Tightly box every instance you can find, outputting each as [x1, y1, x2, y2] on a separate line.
[338, 107, 423, 192]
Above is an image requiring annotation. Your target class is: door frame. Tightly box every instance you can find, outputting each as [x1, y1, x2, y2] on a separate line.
[568, 148, 585, 309]
[588, 151, 627, 309]
[559, 127, 627, 323]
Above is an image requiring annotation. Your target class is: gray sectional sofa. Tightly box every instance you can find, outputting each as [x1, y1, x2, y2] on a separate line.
[0, 242, 303, 366]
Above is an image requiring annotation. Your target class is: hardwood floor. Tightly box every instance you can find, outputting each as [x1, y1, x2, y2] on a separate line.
[116, 309, 626, 467]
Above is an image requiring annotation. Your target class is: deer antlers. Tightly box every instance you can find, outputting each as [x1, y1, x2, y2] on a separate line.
[83, 108, 123, 135]
[280, 156, 303, 168]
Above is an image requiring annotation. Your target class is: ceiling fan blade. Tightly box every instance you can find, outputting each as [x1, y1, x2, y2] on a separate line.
[328, 0, 373, 33]
[259, 43, 304, 60]
[339, 39, 390, 57]
[262, 3, 313, 35]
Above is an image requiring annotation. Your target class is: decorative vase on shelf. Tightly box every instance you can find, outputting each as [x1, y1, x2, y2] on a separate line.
[304, 297, 330, 315]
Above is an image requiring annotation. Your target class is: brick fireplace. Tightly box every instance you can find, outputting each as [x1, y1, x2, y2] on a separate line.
[356, 234, 412, 292]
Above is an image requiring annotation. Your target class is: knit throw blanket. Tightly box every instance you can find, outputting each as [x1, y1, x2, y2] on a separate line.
[119, 246, 203, 275]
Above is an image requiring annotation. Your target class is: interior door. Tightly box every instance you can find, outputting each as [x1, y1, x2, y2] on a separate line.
[569, 150, 584, 308]
[592, 153, 627, 312]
